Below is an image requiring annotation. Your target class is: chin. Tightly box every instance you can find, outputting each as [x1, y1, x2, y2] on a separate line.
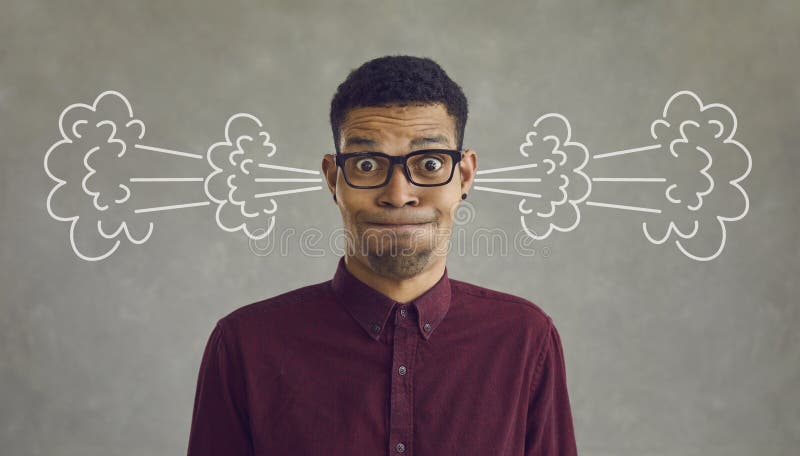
[365, 250, 434, 278]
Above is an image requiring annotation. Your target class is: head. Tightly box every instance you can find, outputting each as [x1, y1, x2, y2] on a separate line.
[322, 55, 477, 280]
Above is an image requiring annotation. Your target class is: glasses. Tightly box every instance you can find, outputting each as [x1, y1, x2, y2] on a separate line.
[335, 149, 464, 189]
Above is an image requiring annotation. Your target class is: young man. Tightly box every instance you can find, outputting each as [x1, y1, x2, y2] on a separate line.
[187, 55, 578, 455]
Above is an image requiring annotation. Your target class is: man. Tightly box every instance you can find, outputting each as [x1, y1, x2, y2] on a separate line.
[187, 55, 578, 455]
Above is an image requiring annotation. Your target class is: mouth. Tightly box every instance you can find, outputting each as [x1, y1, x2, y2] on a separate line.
[365, 221, 433, 230]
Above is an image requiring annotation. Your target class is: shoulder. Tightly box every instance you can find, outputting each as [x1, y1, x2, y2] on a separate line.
[450, 278, 553, 332]
[216, 279, 333, 332]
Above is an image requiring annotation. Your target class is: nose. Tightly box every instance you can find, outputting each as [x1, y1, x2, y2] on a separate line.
[378, 163, 419, 207]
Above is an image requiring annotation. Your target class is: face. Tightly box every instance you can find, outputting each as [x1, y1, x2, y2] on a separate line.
[322, 103, 477, 280]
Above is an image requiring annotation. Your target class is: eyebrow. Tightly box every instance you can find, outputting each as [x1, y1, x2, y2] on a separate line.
[344, 134, 451, 149]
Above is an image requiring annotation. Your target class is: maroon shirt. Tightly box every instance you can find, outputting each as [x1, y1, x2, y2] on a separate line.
[187, 256, 578, 455]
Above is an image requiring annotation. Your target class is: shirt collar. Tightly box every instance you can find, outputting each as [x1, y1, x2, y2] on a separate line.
[330, 256, 452, 342]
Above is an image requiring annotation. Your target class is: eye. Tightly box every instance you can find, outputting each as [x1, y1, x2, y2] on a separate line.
[355, 157, 378, 172]
[420, 156, 443, 171]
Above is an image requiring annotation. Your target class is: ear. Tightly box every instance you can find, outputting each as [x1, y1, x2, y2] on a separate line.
[322, 154, 338, 198]
[458, 149, 477, 195]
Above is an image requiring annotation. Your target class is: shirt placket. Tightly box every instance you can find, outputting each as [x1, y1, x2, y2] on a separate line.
[388, 304, 418, 455]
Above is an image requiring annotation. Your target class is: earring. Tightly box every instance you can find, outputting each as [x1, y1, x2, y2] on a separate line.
[333, 194, 337, 203]
[461, 193, 467, 200]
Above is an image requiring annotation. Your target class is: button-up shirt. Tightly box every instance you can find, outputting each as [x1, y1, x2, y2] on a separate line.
[187, 256, 578, 455]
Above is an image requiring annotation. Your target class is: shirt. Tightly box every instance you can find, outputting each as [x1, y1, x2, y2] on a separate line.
[187, 256, 578, 455]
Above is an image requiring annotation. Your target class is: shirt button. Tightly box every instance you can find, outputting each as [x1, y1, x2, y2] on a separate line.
[395, 442, 406, 453]
[372, 324, 381, 333]
[398, 365, 407, 375]
[423, 323, 431, 332]
[400, 308, 407, 318]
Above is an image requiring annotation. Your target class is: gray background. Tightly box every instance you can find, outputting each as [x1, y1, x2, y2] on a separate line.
[2, 0, 798, 455]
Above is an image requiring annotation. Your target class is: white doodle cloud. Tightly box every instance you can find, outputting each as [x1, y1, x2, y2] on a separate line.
[204, 113, 279, 240]
[517, 113, 592, 240]
[44, 91, 154, 261]
[645, 90, 752, 261]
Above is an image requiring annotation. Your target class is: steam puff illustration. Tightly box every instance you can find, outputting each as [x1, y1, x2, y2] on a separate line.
[475, 113, 592, 240]
[45, 89, 750, 262]
[640, 91, 752, 261]
[44, 91, 323, 261]
[473, 113, 592, 241]
[204, 113, 322, 240]
[44, 91, 153, 261]
[475, 90, 752, 262]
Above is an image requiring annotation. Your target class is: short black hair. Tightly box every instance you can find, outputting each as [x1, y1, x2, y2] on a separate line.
[329, 54, 468, 155]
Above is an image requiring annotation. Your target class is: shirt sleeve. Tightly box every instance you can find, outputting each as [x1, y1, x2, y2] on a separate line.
[187, 319, 254, 456]
[525, 319, 578, 455]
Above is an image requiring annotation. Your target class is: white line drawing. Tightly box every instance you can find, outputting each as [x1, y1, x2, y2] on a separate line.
[639, 90, 751, 261]
[476, 162, 539, 174]
[44, 89, 751, 262]
[134, 201, 212, 214]
[473, 90, 752, 261]
[130, 177, 206, 182]
[45, 91, 323, 261]
[257, 163, 321, 174]
[590, 177, 666, 182]
[133, 144, 204, 160]
[591, 144, 662, 159]
[44, 91, 154, 261]
[203, 113, 323, 241]
[474, 113, 592, 241]
[584, 201, 662, 214]
[473, 187, 542, 198]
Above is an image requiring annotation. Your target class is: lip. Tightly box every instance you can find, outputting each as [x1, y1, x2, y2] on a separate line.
[366, 222, 432, 230]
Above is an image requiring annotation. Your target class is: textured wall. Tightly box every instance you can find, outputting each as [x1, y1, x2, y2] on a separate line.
[2, 0, 798, 455]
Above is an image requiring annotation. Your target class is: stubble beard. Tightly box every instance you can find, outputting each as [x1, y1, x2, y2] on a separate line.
[358, 223, 437, 280]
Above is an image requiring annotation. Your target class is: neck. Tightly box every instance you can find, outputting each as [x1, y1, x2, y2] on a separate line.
[344, 254, 446, 304]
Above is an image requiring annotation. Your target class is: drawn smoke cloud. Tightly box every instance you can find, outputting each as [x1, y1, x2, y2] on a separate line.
[644, 91, 752, 261]
[42, 89, 749, 262]
[44, 91, 154, 261]
[511, 114, 591, 240]
[44, 90, 323, 261]
[204, 113, 281, 240]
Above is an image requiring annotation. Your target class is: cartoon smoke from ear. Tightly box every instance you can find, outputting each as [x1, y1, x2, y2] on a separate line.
[511, 113, 592, 240]
[643, 91, 752, 261]
[44, 91, 154, 261]
[204, 113, 322, 241]
[204, 113, 279, 241]
[45, 91, 325, 261]
[43, 89, 749, 263]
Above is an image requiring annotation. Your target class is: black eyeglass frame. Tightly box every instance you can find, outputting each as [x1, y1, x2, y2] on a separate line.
[334, 149, 464, 189]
